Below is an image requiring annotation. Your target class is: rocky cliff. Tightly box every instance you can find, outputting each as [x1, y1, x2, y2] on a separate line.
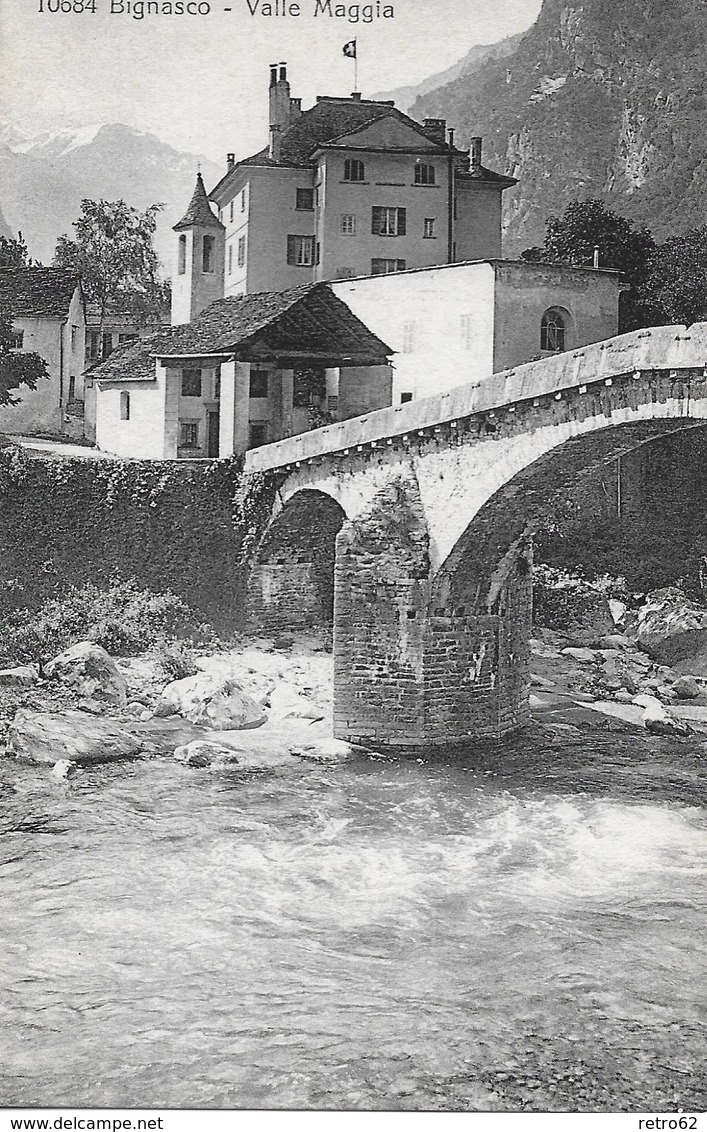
[413, 0, 707, 253]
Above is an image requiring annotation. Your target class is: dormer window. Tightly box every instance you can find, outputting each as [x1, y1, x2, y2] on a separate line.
[540, 308, 567, 352]
[202, 234, 215, 273]
[414, 162, 436, 185]
[344, 159, 365, 182]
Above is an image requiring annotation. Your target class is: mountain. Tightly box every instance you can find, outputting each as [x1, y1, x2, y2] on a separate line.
[411, 0, 707, 254]
[0, 124, 222, 270]
[373, 35, 524, 115]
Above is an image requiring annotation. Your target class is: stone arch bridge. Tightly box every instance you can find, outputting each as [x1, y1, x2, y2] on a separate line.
[245, 323, 707, 751]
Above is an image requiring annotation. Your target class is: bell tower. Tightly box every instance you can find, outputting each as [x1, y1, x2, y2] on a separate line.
[171, 172, 225, 325]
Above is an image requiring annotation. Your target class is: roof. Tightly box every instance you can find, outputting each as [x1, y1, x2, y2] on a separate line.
[174, 172, 224, 231]
[0, 267, 81, 318]
[210, 96, 463, 199]
[90, 328, 176, 383]
[457, 166, 517, 188]
[155, 283, 392, 363]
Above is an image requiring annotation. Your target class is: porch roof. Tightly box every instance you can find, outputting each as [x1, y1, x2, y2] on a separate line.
[153, 283, 392, 366]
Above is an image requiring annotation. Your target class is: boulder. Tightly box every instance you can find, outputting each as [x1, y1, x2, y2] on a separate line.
[173, 740, 230, 768]
[671, 675, 701, 699]
[633, 694, 691, 737]
[51, 759, 80, 780]
[560, 647, 597, 664]
[290, 738, 357, 762]
[44, 642, 127, 705]
[154, 673, 266, 731]
[7, 709, 144, 765]
[633, 590, 707, 668]
[267, 684, 325, 721]
[0, 665, 38, 687]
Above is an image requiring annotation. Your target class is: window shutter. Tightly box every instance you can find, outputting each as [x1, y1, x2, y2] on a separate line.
[287, 235, 296, 265]
[398, 208, 407, 236]
[371, 207, 382, 235]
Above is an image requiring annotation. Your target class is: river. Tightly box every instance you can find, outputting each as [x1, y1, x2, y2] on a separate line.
[1, 726, 706, 1112]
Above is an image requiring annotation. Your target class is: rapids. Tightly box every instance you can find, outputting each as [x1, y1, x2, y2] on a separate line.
[1, 728, 706, 1111]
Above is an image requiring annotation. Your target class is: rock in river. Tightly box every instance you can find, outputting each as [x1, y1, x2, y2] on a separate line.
[7, 709, 145, 765]
[44, 642, 127, 706]
[154, 673, 267, 731]
[633, 694, 691, 737]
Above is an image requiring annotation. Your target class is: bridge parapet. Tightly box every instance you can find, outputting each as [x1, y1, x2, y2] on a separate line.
[245, 322, 707, 474]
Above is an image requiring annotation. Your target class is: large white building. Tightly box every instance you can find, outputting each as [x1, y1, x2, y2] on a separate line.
[171, 64, 515, 323]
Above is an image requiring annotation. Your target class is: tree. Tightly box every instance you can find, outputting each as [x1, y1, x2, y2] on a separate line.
[0, 232, 32, 269]
[642, 227, 707, 327]
[0, 314, 48, 408]
[528, 199, 658, 331]
[53, 199, 170, 333]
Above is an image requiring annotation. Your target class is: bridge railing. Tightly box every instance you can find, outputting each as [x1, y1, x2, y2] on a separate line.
[245, 322, 707, 473]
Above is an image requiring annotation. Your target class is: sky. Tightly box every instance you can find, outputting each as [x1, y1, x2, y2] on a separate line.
[1, 0, 541, 162]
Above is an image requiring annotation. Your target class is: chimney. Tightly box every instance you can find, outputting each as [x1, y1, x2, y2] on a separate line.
[593, 245, 600, 268]
[269, 60, 292, 134]
[470, 136, 483, 172]
[422, 118, 446, 145]
[269, 123, 283, 161]
[447, 127, 455, 147]
[226, 152, 235, 171]
[290, 97, 302, 122]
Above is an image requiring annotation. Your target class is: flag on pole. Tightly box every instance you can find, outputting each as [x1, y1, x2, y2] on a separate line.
[343, 39, 357, 58]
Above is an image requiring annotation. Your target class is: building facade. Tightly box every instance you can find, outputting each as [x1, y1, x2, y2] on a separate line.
[172, 65, 515, 317]
[332, 259, 625, 404]
[0, 267, 85, 437]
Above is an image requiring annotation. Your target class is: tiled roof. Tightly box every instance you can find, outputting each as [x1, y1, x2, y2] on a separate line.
[155, 283, 392, 363]
[174, 172, 224, 231]
[0, 267, 81, 318]
[210, 97, 459, 197]
[90, 329, 175, 383]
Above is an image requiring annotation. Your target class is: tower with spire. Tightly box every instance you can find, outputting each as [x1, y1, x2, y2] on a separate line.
[171, 171, 225, 325]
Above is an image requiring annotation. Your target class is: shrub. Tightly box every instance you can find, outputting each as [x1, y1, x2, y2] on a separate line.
[150, 639, 200, 683]
[0, 578, 216, 668]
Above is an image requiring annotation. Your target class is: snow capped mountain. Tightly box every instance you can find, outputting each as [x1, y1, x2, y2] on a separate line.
[0, 122, 222, 270]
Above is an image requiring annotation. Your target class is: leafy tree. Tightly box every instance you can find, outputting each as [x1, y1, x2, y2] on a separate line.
[0, 232, 33, 269]
[528, 199, 658, 330]
[643, 227, 707, 327]
[53, 199, 170, 333]
[0, 314, 49, 408]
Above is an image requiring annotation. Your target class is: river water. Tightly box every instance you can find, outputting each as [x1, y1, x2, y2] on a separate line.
[1, 726, 706, 1112]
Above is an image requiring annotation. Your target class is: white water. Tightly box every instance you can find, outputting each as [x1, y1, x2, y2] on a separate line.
[1, 737, 706, 1111]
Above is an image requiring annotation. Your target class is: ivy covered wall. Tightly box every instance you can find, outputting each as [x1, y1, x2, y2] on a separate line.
[0, 449, 280, 630]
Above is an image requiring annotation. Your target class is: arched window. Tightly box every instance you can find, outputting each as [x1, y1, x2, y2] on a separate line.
[177, 234, 186, 275]
[541, 308, 567, 352]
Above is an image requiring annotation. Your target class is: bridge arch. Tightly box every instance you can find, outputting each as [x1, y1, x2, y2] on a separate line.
[247, 488, 346, 634]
